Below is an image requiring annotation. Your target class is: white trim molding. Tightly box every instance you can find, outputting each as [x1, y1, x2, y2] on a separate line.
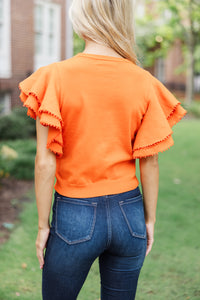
[34, 0, 61, 70]
[66, 0, 73, 59]
[0, 0, 12, 78]
[0, 92, 11, 115]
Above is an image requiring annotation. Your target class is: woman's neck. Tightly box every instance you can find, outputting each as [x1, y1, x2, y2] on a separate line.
[83, 39, 123, 58]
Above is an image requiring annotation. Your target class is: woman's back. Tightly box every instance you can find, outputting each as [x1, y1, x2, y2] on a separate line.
[56, 53, 146, 196]
[20, 52, 185, 198]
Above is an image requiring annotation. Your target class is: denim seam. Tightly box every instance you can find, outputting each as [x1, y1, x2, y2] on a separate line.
[119, 194, 142, 204]
[119, 203, 146, 239]
[105, 199, 112, 249]
[101, 283, 140, 292]
[55, 200, 97, 245]
[103, 267, 142, 272]
[56, 198, 98, 206]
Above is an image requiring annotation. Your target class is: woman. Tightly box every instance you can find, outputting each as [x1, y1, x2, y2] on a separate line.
[19, 0, 186, 299]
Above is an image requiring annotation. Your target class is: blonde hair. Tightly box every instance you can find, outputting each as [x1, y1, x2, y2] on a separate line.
[69, 0, 137, 64]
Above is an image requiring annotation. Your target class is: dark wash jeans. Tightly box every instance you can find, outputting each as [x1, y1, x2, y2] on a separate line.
[42, 187, 147, 300]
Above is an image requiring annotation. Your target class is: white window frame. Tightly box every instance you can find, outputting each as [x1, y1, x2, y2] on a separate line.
[0, 0, 11, 78]
[34, 0, 61, 70]
[155, 57, 165, 83]
[0, 93, 11, 115]
[136, 3, 145, 19]
[66, 0, 73, 59]
[194, 74, 200, 93]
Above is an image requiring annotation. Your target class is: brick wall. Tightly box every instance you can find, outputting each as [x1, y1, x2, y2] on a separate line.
[61, 0, 67, 60]
[165, 40, 186, 91]
[0, 0, 67, 109]
[11, 0, 35, 107]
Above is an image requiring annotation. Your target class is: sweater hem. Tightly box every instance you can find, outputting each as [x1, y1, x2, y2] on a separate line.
[54, 177, 139, 198]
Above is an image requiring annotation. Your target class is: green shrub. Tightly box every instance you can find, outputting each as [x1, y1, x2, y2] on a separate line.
[0, 145, 18, 178]
[0, 155, 9, 178]
[8, 156, 35, 180]
[0, 107, 35, 140]
[73, 32, 85, 55]
[4, 139, 36, 156]
[0, 139, 36, 180]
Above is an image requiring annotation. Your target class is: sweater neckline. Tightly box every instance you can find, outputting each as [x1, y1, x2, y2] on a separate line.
[76, 52, 130, 62]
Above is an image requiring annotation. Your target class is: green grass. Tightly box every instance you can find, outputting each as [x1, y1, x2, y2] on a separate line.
[0, 120, 199, 300]
[185, 101, 200, 118]
[136, 119, 200, 300]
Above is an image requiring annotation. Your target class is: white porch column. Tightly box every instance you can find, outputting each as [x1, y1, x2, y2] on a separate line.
[66, 0, 73, 59]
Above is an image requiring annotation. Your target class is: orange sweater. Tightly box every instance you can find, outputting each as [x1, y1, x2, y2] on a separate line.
[19, 53, 186, 197]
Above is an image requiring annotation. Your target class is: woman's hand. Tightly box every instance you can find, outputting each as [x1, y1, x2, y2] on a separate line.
[145, 222, 154, 256]
[36, 227, 50, 269]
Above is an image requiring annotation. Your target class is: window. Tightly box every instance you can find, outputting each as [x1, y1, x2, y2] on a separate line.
[0, 93, 11, 115]
[0, 0, 3, 51]
[0, 0, 11, 78]
[155, 58, 165, 83]
[35, 4, 44, 56]
[136, 3, 145, 19]
[34, 1, 61, 70]
[194, 74, 200, 93]
[66, 0, 73, 58]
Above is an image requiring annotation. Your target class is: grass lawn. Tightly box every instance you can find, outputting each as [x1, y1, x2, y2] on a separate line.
[0, 119, 199, 300]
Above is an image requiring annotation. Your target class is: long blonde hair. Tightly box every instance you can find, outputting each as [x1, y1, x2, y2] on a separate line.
[69, 0, 137, 64]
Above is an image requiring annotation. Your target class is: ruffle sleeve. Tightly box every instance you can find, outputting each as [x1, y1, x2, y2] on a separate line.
[19, 64, 63, 157]
[133, 74, 187, 159]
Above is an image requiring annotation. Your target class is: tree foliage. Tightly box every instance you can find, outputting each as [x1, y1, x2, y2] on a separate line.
[136, 14, 175, 67]
[135, 0, 200, 103]
[159, 0, 200, 71]
[73, 32, 85, 55]
[136, 0, 200, 68]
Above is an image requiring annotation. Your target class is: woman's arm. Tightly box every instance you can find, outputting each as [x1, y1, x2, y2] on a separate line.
[139, 154, 159, 256]
[35, 117, 56, 269]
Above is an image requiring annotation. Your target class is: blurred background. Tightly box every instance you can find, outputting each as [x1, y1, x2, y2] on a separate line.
[0, 0, 199, 299]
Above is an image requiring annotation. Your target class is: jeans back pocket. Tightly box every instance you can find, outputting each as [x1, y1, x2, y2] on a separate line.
[119, 195, 146, 239]
[55, 197, 97, 245]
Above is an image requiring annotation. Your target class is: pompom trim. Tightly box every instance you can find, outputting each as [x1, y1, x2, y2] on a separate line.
[167, 102, 187, 127]
[133, 101, 186, 159]
[19, 86, 63, 157]
[133, 133, 173, 159]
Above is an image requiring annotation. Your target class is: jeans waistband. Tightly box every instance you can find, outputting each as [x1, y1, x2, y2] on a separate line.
[54, 186, 141, 202]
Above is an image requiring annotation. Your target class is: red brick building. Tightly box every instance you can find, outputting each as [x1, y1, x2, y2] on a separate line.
[0, 0, 73, 114]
